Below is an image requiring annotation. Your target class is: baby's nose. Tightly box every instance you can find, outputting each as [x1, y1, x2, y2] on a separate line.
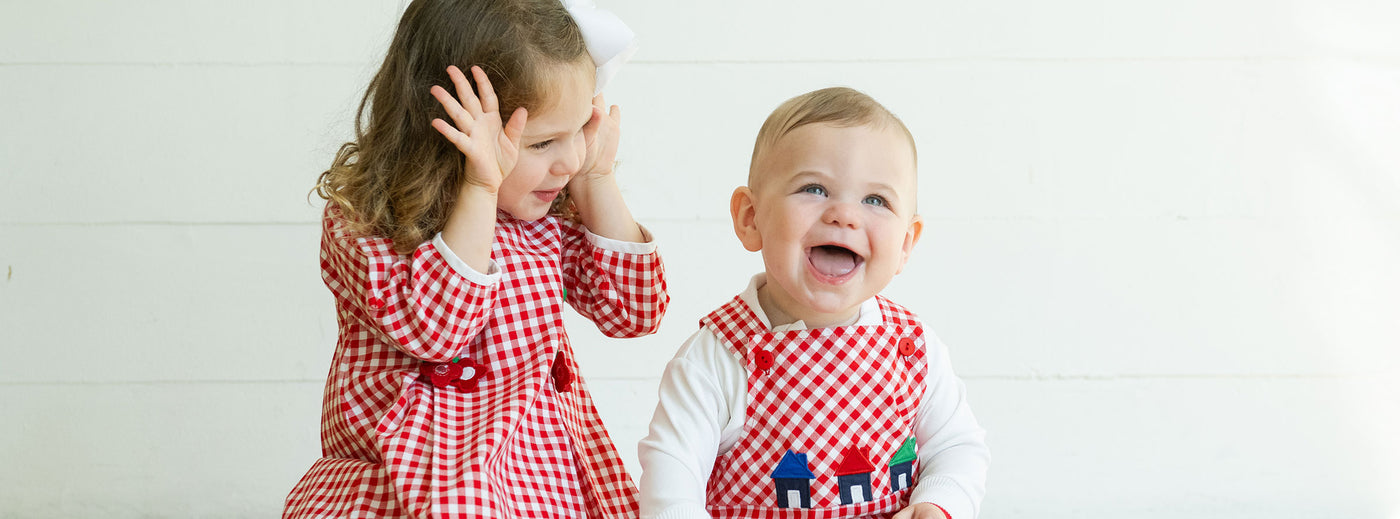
[822, 202, 861, 228]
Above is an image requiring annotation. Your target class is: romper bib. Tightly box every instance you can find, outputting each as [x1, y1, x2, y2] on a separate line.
[701, 296, 928, 519]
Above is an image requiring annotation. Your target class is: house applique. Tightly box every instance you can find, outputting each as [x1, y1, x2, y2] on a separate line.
[833, 446, 877, 505]
[888, 436, 917, 491]
[770, 449, 816, 509]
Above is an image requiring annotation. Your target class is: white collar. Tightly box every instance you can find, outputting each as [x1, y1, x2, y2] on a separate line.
[737, 273, 883, 332]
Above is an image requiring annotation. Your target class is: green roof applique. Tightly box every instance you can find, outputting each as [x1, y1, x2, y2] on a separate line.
[888, 437, 917, 466]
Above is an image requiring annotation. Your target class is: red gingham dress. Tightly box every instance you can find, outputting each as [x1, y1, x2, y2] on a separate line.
[285, 204, 668, 518]
[701, 296, 927, 519]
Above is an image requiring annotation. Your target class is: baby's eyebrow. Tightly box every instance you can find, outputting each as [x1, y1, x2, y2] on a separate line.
[869, 182, 904, 200]
[867, 181, 897, 193]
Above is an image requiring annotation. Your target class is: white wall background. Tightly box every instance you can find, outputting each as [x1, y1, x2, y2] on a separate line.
[2, 1, 1398, 517]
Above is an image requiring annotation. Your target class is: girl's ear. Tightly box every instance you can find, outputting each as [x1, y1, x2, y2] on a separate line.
[731, 187, 763, 252]
[895, 214, 924, 275]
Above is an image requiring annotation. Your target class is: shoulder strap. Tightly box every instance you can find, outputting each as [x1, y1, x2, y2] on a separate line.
[876, 296, 921, 327]
[698, 296, 768, 358]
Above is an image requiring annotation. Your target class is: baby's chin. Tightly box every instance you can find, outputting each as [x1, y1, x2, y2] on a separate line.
[788, 285, 867, 322]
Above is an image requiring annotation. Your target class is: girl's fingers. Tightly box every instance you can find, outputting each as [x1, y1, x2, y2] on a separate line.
[447, 66, 484, 117]
[502, 107, 528, 149]
[430, 118, 470, 151]
[430, 85, 475, 131]
[471, 66, 499, 114]
[580, 106, 603, 150]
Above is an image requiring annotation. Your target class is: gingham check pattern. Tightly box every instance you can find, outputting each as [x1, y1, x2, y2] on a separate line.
[286, 205, 667, 518]
[701, 297, 927, 519]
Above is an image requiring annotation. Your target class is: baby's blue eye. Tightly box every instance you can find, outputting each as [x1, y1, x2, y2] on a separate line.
[863, 195, 888, 208]
[529, 139, 553, 150]
[800, 184, 827, 196]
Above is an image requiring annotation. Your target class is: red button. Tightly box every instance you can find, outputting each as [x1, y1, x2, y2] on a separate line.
[367, 297, 386, 310]
[753, 349, 774, 370]
[897, 337, 917, 356]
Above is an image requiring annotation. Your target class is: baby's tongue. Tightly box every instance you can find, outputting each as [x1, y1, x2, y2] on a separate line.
[809, 246, 858, 277]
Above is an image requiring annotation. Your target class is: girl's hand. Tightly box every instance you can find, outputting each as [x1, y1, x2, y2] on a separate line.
[576, 94, 622, 182]
[565, 93, 642, 242]
[892, 503, 950, 519]
[430, 65, 528, 194]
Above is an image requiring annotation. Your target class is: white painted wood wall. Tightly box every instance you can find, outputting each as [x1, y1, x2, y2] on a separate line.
[2, 1, 1398, 517]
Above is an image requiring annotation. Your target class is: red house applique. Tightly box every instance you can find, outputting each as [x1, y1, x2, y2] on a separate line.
[832, 445, 876, 505]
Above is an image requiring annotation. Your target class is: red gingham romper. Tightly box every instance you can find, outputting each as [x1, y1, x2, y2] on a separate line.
[700, 295, 928, 519]
[285, 204, 668, 518]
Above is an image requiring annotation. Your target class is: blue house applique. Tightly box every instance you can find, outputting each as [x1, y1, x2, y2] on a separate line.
[770, 449, 816, 509]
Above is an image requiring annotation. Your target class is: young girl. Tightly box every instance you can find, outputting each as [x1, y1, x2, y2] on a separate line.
[284, 1, 667, 517]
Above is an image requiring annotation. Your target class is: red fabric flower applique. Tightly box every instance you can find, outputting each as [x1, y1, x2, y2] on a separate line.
[420, 357, 485, 391]
[552, 351, 575, 393]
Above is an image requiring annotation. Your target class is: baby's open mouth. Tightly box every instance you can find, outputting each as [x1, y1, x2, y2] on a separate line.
[808, 245, 864, 278]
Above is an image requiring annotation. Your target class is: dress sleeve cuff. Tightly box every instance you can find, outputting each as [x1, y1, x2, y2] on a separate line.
[584, 223, 657, 255]
[431, 233, 502, 286]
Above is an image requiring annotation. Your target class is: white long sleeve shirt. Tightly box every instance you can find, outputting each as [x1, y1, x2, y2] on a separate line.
[637, 274, 990, 519]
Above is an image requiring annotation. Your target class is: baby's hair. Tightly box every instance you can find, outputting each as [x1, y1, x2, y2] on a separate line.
[748, 87, 917, 187]
[316, 0, 590, 253]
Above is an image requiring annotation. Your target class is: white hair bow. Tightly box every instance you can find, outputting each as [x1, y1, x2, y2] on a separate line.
[561, 0, 638, 95]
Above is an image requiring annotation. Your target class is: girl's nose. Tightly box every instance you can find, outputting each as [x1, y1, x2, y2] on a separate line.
[551, 135, 584, 177]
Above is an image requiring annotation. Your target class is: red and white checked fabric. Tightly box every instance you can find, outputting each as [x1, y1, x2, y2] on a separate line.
[285, 204, 668, 518]
[701, 296, 927, 519]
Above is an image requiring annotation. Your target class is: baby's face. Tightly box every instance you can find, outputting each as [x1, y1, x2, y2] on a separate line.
[735, 122, 922, 327]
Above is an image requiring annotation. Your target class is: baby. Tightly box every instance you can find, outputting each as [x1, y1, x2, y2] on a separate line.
[638, 87, 989, 519]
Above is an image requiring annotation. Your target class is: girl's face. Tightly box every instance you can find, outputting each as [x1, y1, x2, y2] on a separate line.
[497, 60, 596, 220]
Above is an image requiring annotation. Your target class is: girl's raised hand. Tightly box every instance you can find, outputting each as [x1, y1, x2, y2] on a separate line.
[576, 94, 622, 182]
[430, 65, 528, 194]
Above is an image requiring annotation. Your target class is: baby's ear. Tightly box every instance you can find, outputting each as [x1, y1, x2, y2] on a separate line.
[730, 187, 763, 252]
[896, 214, 924, 274]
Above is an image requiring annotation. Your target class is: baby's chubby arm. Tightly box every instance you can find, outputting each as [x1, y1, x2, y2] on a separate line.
[904, 333, 991, 519]
[637, 329, 747, 519]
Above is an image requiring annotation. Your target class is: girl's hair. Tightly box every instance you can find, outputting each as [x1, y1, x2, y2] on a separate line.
[316, 0, 589, 253]
[748, 87, 917, 186]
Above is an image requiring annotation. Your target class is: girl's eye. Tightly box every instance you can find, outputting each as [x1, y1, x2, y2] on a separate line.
[800, 184, 827, 196]
[863, 195, 888, 208]
[528, 139, 553, 151]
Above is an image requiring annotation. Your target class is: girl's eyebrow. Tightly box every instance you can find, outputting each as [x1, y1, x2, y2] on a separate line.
[523, 129, 570, 144]
[523, 112, 593, 141]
